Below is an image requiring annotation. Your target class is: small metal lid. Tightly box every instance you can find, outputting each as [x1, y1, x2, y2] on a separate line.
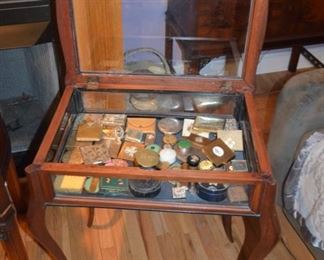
[198, 160, 214, 170]
[163, 134, 177, 145]
[177, 139, 192, 149]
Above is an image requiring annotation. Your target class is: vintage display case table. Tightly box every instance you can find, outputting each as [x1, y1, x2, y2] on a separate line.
[26, 0, 280, 259]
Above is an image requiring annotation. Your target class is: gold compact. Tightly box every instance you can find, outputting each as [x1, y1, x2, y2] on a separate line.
[135, 149, 160, 168]
[202, 139, 235, 166]
[126, 117, 156, 134]
[79, 143, 110, 165]
[76, 123, 102, 142]
[118, 142, 145, 161]
[193, 116, 225, 133]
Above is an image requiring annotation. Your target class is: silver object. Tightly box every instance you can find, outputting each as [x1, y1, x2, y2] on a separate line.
[158, 117, 182, 134]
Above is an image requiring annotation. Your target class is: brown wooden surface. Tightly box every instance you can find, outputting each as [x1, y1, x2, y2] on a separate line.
[25, 0, 282, 259]
[72, 0, 124, 72]
[0, 22, 48, 49]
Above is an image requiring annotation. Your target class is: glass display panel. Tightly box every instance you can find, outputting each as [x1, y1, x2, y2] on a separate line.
[72, 0, 251, 77]
[52, 173, 252, 207]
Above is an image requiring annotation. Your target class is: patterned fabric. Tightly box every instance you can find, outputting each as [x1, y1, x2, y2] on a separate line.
[284, 132, 324, 250]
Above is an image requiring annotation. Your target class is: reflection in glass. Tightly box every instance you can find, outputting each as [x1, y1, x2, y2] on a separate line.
[72, 0, 251, 77]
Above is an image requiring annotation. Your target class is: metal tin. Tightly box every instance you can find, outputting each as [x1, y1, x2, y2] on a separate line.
[158, 117, 182, 134]
[134, 149, 160, 168]
[128, 179, 161, 198]
[175, 139, 192, 162]
[163, 134, 177, 145]
[195, 183, 228, 202]
[159, 148, 177, 164]
[198, 160, 214, 170]
[177, 139, 192, 149]
[187, 154, 200, 168]
[193, 116, 225, 133]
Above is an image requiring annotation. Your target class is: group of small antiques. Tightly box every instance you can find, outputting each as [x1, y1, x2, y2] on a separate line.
[54, 101, 249, 203]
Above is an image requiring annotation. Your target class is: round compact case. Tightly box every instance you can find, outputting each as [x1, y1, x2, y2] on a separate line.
[195, 183, 228, 202]
[128, 179, 161, 198]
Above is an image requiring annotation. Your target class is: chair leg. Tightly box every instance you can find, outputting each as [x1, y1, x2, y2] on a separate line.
[222, 215, 234, 242]
[7, 157, 27, 213]
[87, 208, 95, 227]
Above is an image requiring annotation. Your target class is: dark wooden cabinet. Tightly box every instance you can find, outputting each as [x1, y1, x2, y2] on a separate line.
[265, 0, 324, 47]
[166, 0, 324, 74]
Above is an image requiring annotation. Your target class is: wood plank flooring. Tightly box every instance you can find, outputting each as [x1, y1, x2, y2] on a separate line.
[6, 208, 294, 260]
[0, 70, 314, 260]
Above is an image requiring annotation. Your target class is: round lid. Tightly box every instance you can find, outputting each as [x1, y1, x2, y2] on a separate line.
[163, 134, 177, 145]
[177, 139, 192, 149]
[198, 160, 214, 170]
[135, 149, 160, 168]
[159, 148, 177, 164]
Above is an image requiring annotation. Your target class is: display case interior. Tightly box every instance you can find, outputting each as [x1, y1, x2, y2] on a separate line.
[45, 88, 257, 208]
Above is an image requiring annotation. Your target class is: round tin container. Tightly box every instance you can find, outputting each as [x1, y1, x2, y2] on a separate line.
[195, 183, 228, 202]
[129, 179, 161, 198]
[187, 154, 200, 169]
[135, 149, 160, 168]
[159, 148, 177, 164]
[175, 139, 192, 162]
[198, 160, 214, 171]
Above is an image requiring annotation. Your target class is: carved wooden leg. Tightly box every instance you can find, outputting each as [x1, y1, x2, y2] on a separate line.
[26, 169, 66, 260]
[87, 208, 95, 227]
[0, 206, 28, 260]
[238, 181, 280, 260]
[222, 215, 234, 242]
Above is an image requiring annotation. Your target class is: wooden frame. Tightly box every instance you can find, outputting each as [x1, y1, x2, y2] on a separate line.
[25, 0, 280, 259]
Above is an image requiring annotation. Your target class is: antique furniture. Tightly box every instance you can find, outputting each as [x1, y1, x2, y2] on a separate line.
[165, 0, 324, 74]
[268, 69, 324, 259]
[0, 0, 50, 49]
[0, 115, 28, 260]
[25, 0, 280, 259]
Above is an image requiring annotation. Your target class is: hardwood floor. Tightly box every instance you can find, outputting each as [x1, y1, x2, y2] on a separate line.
[0, 71, 315, 260]
[14, 208, 295, 260]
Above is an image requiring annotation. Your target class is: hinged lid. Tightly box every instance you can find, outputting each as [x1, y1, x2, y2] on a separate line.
[56, 0, 269, 92]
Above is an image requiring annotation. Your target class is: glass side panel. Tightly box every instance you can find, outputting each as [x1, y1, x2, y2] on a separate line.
[52, 173, 252, 208]
[72, 0, 251, 77]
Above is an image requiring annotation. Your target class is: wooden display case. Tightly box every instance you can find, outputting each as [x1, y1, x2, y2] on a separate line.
[25, 0, 280, 259]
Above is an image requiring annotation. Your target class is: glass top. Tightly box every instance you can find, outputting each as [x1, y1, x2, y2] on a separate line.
[72, 0, 251, 77]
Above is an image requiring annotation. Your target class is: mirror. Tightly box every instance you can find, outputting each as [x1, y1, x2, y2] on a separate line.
[72, 0, 251, 77]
